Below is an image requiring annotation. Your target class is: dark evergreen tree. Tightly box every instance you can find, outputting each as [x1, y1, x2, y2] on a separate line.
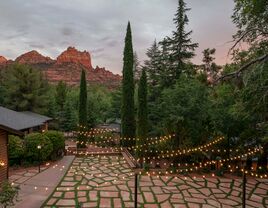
[137, 70, 148, 141]
[162, 0, 198, 81]
[78, 69, 87, 147]
[46, 96, 57, 118]
[121, 22, 136, 146]
[55, 81, 67, 111]
[62, 98, 77, 131]
[143, 40, 162, 86]
[201, 48, 220, 81]
[2, 64, 49, 113]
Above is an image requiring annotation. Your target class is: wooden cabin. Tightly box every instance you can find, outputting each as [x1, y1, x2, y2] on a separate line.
[0, 106, 52, 184]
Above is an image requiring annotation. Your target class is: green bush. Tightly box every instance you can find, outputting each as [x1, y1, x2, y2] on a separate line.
[24, 133, 53, 163]
[8, 135, 24, 166]
[43, 131, 65, 160]
[0, 181, 20, 208]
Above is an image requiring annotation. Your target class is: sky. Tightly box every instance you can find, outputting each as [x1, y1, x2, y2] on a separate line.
[0, 0, 237, 75]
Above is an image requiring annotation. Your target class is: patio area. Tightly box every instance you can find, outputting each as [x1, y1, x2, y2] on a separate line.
[42, 155, 268, 208]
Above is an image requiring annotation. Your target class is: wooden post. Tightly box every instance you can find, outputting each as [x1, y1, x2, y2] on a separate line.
[134, 173, 138, 208]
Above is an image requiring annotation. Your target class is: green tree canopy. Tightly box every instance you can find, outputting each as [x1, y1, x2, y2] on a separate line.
[121, 22, 136, 146]
[2, 64, 49, 113]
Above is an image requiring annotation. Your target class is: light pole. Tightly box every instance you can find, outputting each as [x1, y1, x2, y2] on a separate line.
[37, 145, 42, 173]
[134, 172, 138, 208]
[241, 156, 247, 208]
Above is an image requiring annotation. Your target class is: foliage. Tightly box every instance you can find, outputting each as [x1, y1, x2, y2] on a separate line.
[121, 22, 136, 145]
[79, 70, 88, 126]
[108, 88, 121, 121]
[62, 97, 77, 131]
[143, 40, 163, 88]
[232, 0, 268, 44]
[78, 69, 88, 147]
[43, 131, 65, 160]
[161, 0, 198, 81]
[156, 76, 211, 147]
[0, 181, 19, 208]
[24, 133, 53, 163]
[8, 135, 24, 166]
[1, 64, 49, 113]
[137, 70, 148, 141]
[55, 81, 67, 111]
[87, 85, 112, 126]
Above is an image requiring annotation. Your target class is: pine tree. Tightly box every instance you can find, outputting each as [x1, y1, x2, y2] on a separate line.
[202, 48, 220, 81]
[137, 70, 148, 141]
[55, 81, 67, 111]
[78, 69, 87, 148]
[2, 64, 49, 113]
[162, 0, 198, 81]
[121, 22, 136, 146]
[62, 98, 77, 131]
[143, 40, 162, 86]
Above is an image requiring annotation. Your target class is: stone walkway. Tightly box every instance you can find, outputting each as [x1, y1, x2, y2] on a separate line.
[14, 156, 75, 208]
[43, 155, 268, 208]
[9, 164, 51, 186]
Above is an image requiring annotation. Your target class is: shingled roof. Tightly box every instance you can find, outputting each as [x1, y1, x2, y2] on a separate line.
[0, 106, 52, 131]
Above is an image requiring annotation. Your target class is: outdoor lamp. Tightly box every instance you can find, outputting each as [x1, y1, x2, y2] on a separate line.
[0, 161, 5, 167]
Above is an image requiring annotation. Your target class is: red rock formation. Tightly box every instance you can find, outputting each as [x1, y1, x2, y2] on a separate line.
[15, 50, 54, 64]
[0, 47, 121, 89]
[0, 56, 7, 64]
[56, 47, 92, 68]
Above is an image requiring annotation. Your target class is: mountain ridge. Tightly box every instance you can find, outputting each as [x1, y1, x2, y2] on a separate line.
[0, 47, 121, 89]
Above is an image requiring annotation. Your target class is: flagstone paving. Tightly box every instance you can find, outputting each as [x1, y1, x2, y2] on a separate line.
[43, 156, 268, 208]
[9, 164, 51, 186]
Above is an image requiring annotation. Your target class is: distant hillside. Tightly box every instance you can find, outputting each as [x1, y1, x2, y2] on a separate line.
[0, 47, 121, 89]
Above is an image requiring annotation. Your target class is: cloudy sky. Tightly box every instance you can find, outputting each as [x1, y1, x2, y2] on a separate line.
[0, 0, 237, 74]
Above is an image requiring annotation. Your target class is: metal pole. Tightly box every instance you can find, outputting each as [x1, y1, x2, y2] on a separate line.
[134, 173, 138, 208]
[38, 149, 41, 173]
[242, 164, 246, 208]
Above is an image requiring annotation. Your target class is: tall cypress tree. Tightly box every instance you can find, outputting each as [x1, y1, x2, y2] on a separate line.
[162, 0, 198, 80]
[137, 70, 148, 143]
[78, 69, 87, 148]
[121, 22, 136, 146]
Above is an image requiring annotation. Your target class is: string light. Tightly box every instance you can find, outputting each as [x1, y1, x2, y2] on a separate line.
[136, 136, 224, 161]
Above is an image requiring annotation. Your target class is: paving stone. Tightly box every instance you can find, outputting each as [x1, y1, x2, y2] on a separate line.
[113, 198, 122, 207]
[56, 199, 76, 206]
[218, 198, 239, 206]
[46, 198, 57, 205]
[188, 203, 201, 208]
[82, 202, 98, 207]
[100, 191, 119, 197]
[43, 155, 268, 208]
[143, 192, 155, 203]
[100, 197, 111, 207]
[156, 194, 170, 202]
[53, 191, 63, 197]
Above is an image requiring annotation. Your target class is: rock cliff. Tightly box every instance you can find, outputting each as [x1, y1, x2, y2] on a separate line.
[0, 47, 121, 89]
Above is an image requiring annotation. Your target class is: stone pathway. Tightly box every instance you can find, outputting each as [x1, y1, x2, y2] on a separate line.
[9, 164, 51, 186]
[14, 156, 75, 208]
[43, 156, 268, 208]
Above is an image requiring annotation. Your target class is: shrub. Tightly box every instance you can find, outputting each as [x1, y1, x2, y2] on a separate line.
[24, 133, 53, 163]
[8, 135, 24, 166]
[43, 131, 65, 160]
[0, 181, 20, 208]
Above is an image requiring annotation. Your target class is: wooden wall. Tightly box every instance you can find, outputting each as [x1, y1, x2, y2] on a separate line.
[0, 129, 8, 184]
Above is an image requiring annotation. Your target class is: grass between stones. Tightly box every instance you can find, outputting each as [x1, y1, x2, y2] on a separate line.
[42, 155, 268, 208]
